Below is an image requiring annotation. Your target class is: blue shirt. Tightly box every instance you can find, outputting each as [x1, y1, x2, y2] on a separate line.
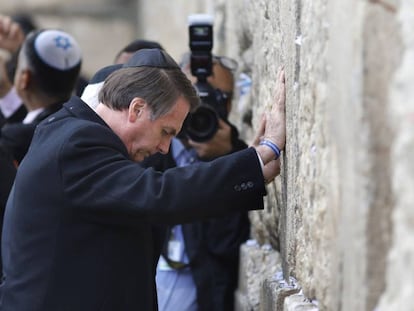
[156, 138, 198, 311]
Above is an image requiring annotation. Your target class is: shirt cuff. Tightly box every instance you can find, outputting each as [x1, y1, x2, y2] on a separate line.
[0, 87, 22, 118]
[255, 149, 264, 170]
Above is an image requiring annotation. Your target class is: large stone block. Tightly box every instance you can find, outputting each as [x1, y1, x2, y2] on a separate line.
[284, 293, 318, 311]
[259, 273, 300, 311]
[236, 242, 281, 311]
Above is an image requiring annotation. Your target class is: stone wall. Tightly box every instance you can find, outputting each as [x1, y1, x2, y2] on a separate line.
[217, 0, 410, 310]
[376, 1, 414, 310]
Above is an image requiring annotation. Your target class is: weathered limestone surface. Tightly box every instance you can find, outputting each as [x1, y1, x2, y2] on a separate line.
[284, 293, 318, 311]
[222, 0, 335, 308]
[235, 242, 281, 311]
[376, 0, 414, 309]
[221, 0, 405, 310]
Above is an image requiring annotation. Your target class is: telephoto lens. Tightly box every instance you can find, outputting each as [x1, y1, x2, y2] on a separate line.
[184, 81, 219, 142]
[184, 105, 219, 142]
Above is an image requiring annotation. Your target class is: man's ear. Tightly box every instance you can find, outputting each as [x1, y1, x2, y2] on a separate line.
[128, 97, 147, 122]
[15, 69, 31, 91]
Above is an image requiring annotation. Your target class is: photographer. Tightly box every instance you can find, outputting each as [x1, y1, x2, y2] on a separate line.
[179, 51, 246, 160]
[145, 52, 250, 311]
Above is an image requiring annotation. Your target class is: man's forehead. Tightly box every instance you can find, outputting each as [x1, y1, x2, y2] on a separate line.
[166, 97, 190, 129]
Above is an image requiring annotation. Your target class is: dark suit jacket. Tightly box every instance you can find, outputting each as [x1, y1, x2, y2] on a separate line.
[0, 103, 63, 163]
[142, 133, 250, 311]
[0, 96, 266, 311]
[0, 147, 15, 211]
[0, 146, 16, 276]
[0, 104, 27, 129]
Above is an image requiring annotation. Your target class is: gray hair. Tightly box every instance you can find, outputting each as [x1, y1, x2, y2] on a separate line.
[98, 66, 199, 120]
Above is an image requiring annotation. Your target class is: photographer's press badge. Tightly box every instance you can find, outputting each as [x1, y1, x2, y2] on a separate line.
[167, 239, 182, 262]
[158, 230, 184, 271]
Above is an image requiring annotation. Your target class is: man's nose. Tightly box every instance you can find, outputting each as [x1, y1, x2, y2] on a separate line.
[157, 138, 171, 155]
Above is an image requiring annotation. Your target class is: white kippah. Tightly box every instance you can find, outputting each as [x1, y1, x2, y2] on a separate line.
[81, 82, 104, 109]
[34, 30, 82, 70]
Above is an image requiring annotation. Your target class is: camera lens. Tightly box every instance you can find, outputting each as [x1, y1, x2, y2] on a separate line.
[184, 105, 218, 142]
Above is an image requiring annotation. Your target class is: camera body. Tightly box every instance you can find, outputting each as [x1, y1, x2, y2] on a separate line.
[183, 14, 229, 142]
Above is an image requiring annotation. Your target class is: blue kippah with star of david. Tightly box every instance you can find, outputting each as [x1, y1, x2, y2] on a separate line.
[34, 29, 82, 70]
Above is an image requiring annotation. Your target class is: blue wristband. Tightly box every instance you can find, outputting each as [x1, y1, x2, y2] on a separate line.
[259, 139, 281, 160]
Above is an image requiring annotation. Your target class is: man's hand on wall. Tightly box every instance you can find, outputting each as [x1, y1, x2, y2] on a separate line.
[253, 67, 286, 183]
[263, 67, 286, 151]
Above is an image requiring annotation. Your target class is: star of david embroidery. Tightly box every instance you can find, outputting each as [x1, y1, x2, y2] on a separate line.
[54, 35, 72, 51]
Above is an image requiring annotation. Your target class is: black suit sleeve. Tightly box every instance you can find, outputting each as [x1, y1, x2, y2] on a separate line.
[1, 123, 36, 163]
[56, 123, 265, 226]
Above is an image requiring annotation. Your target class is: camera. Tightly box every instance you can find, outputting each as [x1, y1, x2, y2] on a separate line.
[182, 14, 229, 142]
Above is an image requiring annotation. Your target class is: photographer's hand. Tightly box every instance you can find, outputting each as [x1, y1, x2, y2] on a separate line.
[0, 15, 24, 53]
[188, 118, 232, 159]
[0, 57, 13, 97]
[253, 67, 286, 182]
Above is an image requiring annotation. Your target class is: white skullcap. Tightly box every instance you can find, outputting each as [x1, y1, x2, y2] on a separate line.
[34, 30, 82, 70]
[81, 64, 122, 109]
[81, 82, 104, 109]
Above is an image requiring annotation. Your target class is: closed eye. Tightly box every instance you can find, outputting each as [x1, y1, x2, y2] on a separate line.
[162, 128, 177, 137]
[162, 129, 173, 137]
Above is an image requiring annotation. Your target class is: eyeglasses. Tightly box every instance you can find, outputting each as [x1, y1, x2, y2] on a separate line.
[213, 56, 238, 72]
[180, 52, 238, 72]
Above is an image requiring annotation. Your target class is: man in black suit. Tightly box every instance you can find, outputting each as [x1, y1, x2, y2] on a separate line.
[1, 48, 285, 311]
[0, 28, 82, 164]
[83, 47, 250, 310]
